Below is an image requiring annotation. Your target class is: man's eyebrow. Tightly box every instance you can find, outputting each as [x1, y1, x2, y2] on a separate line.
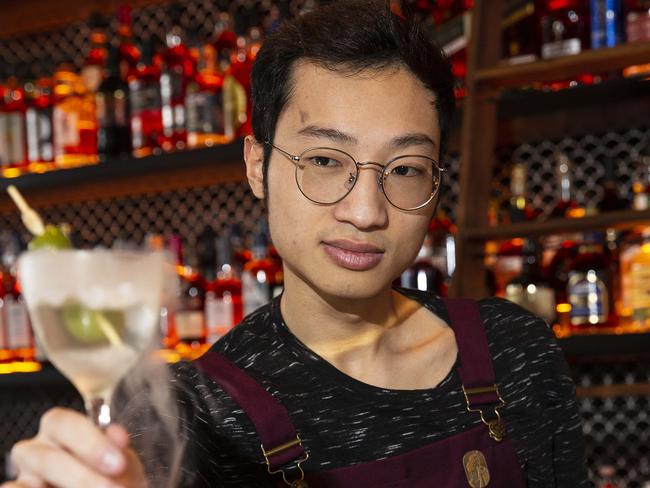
[297, 125, 358, 144]
[388, 133, 437, 150]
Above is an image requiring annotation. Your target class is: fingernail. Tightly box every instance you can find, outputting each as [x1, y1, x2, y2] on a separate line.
[101, 450, 123, 472]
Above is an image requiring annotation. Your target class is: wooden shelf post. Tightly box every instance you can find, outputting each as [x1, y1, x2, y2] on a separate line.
[451, 0, 504, 298]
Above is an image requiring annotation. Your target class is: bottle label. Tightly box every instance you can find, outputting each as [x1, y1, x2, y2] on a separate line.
[174, 310, 204, 339]
[205, 291, 234, 342]
[130, 83, 162, 113]
[627, 10, 650, 43]
[0, 299, 7, 349]
[505, 283, 556, 324]
[590, 0, 623, 48]
[0, 113, 7, 166]
[161, 71, 187, 135]
[53, 106, 80, 152]
[26, 107, 54, 163]
[630, 262, 650, 319]
[541, 38, 581, 59]
[187, 90, 225, 136]
[0, 112, 26, 165]
[97, 90, 129, 129]
[243, 271, 270, 316]
[568, 270, 609, 325]
[81, 65, 103, 93]
[6, 297, 31, 349]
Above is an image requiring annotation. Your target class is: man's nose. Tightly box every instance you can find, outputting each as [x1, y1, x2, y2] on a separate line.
[333, 164, 389, 230]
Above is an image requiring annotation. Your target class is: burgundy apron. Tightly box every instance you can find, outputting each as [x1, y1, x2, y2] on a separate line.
[195, 298, 527, 487]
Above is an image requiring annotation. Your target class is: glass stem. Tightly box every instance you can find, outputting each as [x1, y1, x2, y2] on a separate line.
[86, 397, 112, 429]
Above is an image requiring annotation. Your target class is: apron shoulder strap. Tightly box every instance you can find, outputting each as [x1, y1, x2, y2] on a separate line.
[194, 350, 308, 477]
[442, 298, 504, 408]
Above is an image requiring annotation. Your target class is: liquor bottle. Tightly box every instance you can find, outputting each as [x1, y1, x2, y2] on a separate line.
[52, 62, 98, 167]
[590, 0, 624, 49]
[598, 157, 629, 212]
[0, 261, 10, 363]
[399, 234, 446, 295]
[505, 238, 556, 324]
[225, 35, 253, 138]
[175, 244, 207, 354]
[535, 0, 590, 59]
[429, 211, 457, 291]
[160, 3, 194, 151]
[549, 152, 583, 218]
[567, 232, 614, 328]
[1, 232, 35, 362]
[538, 0, 590, 59]
[96, 45, 131, 161]
[595, 465, 620, 488]
[242, 227, 283, 316]
[186, 43, 228, 148]
[626, 229, 650, 326]
[229, 223, 252, 269]
[509, 162, 538, 222]
[631, 145, 650, 210]
[493, 238, 524, 297]
[623, 0, 650, 76]
[213, 12, 238, 68]
[0, 65, 29, 174]
[116, 5, 141, 82]
[25, 65, 55, 170]
[502, 0, 539, 64]
[247, 26, 263, 61]
[129, 40, 164, 158]
[81, 12, 109, 94]
[208, 231, 243, 342]
[545, 237, 580, 327]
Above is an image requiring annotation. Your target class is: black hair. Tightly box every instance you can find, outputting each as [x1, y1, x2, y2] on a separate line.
[250, 0, 456, 194]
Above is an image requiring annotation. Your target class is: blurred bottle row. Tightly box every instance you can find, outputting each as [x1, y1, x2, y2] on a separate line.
[0, 3, 269, 175]
[3, 0, 650, 176]
[404, 147, 650, 335]
[0, 221, 285, 371]
[417, 0, 650, 97]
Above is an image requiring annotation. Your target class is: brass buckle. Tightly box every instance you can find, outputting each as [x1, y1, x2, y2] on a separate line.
[462, 384, 507, 442]
[261, 435, 310, 486]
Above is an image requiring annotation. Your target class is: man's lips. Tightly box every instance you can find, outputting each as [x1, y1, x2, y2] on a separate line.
[321, 239, 385, 271]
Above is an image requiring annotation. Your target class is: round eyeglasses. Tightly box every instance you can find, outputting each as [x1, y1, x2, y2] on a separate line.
[265, 141, 445, 211]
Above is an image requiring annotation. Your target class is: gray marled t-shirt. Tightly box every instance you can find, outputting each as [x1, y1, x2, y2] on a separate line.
[168, 289, 588, 487]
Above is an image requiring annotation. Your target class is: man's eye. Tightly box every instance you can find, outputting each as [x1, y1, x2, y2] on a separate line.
[309, 156, 340, 167]
[391, 165, 422, 177]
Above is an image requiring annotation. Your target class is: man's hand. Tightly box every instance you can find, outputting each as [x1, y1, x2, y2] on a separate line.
[1, 407, 146, 488]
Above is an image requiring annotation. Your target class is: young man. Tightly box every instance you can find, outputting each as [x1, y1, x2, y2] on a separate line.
[5, 1, 588, 487]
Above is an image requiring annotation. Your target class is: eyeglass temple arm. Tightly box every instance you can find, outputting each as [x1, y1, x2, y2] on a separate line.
[264, 140, 300, 162]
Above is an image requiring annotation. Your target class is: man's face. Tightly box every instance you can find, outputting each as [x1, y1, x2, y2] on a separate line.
[251, 61, 441, 300]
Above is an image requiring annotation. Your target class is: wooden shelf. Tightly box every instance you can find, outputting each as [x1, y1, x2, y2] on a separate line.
[475, 40, 650, 89]
[0, 0, 170, 39]
[559, 331, 650, 363]
[461, 209, 650, 241]
[0, 140, 246, 213]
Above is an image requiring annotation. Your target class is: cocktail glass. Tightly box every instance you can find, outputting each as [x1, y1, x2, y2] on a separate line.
[18, 248, 165, 427]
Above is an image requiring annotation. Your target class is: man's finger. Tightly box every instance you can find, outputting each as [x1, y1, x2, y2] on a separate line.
[37, 408, 126, 475]
[11, 442, 124, 488]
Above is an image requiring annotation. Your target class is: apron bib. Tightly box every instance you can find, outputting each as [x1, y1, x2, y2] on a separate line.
[196, 298, 527, 487]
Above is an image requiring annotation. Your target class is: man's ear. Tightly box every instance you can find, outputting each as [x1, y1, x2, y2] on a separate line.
[243, 135, 265, 199]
